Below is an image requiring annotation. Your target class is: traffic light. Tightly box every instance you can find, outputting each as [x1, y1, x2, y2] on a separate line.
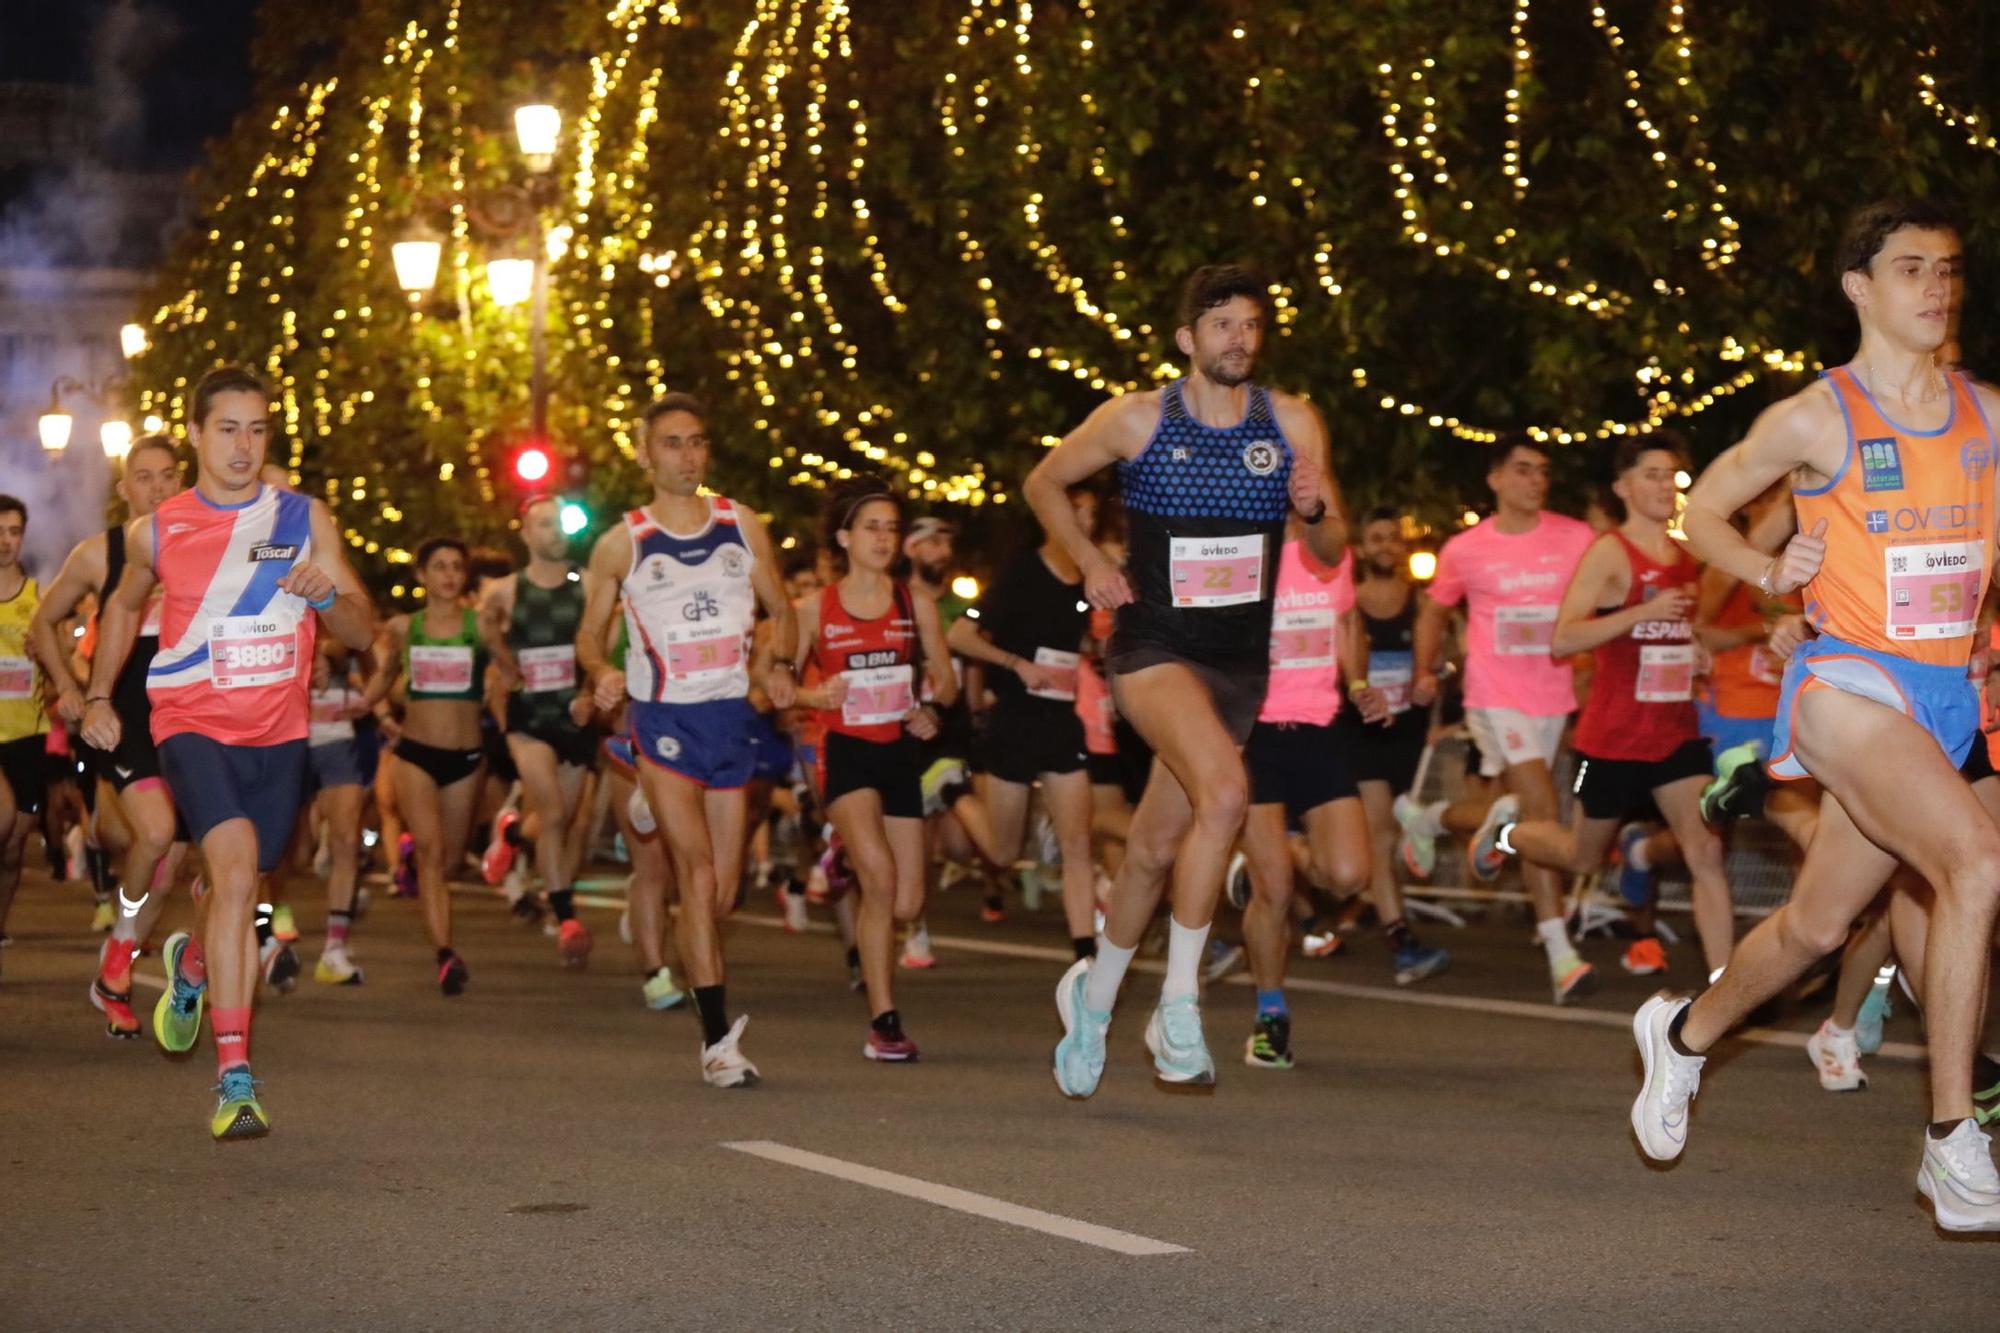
[513, 443, 552, 485]
[558, 500, 589, 536]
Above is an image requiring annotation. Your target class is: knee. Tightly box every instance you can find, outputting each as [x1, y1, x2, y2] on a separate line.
[1313, 851, 1368, 896]
[1777, 905, 1851, 960]
[1192, 768, 1249, 835]
[1937, 835, 2000, 910]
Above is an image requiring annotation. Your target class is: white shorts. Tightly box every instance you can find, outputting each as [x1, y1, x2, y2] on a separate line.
[1464, 707, 1568, 778]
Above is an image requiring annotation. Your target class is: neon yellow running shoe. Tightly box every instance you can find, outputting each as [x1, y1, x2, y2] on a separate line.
[153, 931, 206, 1054]
[270, 904, 299, 943]
[210, 1067, 270, 1141]
[90, 900, 116, 933]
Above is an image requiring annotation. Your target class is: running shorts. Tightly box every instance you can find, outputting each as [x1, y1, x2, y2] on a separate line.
[629, 697, 756, 790]
[1245, 720, 1358, 822]
[820, 730, 923, 819]
[395, 737, 485, 789]
[1336, 707, 1428, 793]
[1464, 706, 1568, 778]
[0, 735, 48, 816]
[1696, 699, 1774, 765]
[306, 738, 368, 793]
[1105, 644, 1267, 747]
[1769, 633, 1979, 781]
[978, 698, 1088, 785]
[158, 734, 306, 872]
[1570, 738, 1714, 822]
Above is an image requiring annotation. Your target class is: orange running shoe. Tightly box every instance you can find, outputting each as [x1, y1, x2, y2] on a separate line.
[1622, 937, 1668, 976]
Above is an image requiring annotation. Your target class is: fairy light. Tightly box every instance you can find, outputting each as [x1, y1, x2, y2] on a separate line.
[1917, 48, 2000, 154]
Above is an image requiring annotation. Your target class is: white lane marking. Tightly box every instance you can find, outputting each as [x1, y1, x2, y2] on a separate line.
[722, 1139, 1189, 1256]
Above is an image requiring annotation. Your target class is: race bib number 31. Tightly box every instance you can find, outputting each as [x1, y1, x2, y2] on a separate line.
[1635, 644, 1696, 703]
[843, 664, 915, 727]
[1886, 542, 1982, 641]
[1170, 535, 1265, 608]
[663, 626, 744, 681]
[1494, 604, 1558, 656]
[518, 644, 577, 693]
[210, 615, 300, 690]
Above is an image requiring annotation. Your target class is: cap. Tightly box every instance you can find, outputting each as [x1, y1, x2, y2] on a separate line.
[905, 517, 956, 543]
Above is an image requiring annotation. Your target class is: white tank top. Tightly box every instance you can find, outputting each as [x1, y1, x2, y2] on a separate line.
[620, 497, 758, 705]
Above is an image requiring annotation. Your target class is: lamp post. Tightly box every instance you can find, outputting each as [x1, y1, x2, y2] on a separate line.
[39, 374, 134, 459]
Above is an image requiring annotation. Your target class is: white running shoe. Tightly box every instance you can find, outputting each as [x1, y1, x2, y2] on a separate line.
[1917, 1120, 2000, 1232]
[1807, 1020, 1867, 1093]
[1224, 851, 1250, 912]
[701, 1015, 760, 1089]
[1630, 994, 1704, 1161]
[1052, 958, 1110, 1099]
[899, 924, 937, 970]
[1145, 993, 1216, 1087]
[627, 787, 657, 836]
[780, 881, 810, 933]
[1468, 794, 1519, 883]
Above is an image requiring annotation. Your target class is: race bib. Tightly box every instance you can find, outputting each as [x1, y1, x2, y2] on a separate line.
[1370, 649, 1414, 715]
[518, 644, 577, 693]
[1028, 647, 1080, 702]
[662, 624, 744, 681]
[0, 655, 32, 700]
[309, 688, 353, 723]
[410, 644, 474, 694]
[1748, 644, 1784, 686]
[1169, 534, 1265, 608]
[1635, 643, 1696, 703]
[1885, 541, 1982, 642]
[1494, 604, 1558, 656]
[842, 664, 915, 728]
[1270, 608, 1336, 671]
[209, 613, 301, 690]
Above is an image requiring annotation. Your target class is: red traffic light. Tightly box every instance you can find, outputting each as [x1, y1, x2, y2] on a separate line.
[514, 445, 552, 484]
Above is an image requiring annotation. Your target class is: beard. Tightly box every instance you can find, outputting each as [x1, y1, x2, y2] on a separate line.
[914, 558, 949, 586]
[1202, 351, 1255, 387]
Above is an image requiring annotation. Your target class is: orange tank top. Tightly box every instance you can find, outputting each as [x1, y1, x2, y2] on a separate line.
[1706, 581, 1799, 719]
[1794, 366, 1995, 667]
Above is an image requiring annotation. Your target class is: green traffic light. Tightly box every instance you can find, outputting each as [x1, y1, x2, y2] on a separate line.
[558, 501, 589, 536]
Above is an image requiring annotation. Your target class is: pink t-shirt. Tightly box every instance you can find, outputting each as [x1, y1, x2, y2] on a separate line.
[1427, 512, 1594, 717]
[1260, 542, 1355, 726]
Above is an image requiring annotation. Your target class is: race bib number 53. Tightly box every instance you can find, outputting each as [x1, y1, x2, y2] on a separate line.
[1170, 535, 1265, 608]
[1886, 542, 1982, 641]
[209, 614, 300, 690]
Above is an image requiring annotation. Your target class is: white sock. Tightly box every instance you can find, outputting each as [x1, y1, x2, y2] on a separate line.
[1824, 1020, 1853, 1039]
[1084, 938, 1135, 1013]
[1536, 917, 1572, 968]
[1162, 918, 1211, 1002]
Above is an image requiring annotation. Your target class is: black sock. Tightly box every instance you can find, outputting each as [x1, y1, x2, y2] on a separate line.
[845, 945, 861, 969]
[87, 847, 113, 897]
[1072, 935, 1096, 961]
[871, 1008, 902, 1039]
[1383, 917, 1416, 951]
[1973, 1054, 2000, 1092]
[693, 985, 730, 1046]
[503, 821, 529, 849]
[437, 947, 456, 965]
[1666, 1006, 1698, 1058]
[548, 888, 576, 923]
[1930, 1118, 1971, 1141]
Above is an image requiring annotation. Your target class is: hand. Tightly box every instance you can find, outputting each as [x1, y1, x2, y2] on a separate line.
[1289, 454, 1324, 517]
[569, 690, 595, 727]
[54, 685, 86, 724]
[765, 665, 798, 711]
[905, 705, 940, 741]
[818, 675, 851, 711]
[278, 563, 336, 607]
[1692, 641, 1714, 678]
[593, 668, 627, 712]
[1768, 518, 1829, 596]
[375, 712, 403, 744]
[82, 698, 121, 751]
[1081, 554, 1133, 611]
[1635, 586, 1696, 624]
[1766, 614, 1813, 663]
[497, 661, 522, 693]
[1350, 686, 1390, 725]
[1013, 657, 1060, 693]
[1410, 673, 1439, 707]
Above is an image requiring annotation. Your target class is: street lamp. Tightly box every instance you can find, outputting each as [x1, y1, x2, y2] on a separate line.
[119, 323, 148, 359]
[39, 408, 73, 452]
[100, 420, 133, 459]
[486, 257, 535, 307]
[514, 104, 561, 173]
[392, 226, 444, 299]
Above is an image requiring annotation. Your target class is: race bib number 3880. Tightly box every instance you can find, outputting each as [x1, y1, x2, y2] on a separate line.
[209, 614, 300, 690]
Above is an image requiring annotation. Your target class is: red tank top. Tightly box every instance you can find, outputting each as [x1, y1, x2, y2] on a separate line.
[811, 580, 919, 744]
[1572, 532, 1699, 762]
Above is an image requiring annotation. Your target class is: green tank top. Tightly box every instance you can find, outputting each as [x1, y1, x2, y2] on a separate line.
[406, 607, 486, 702]
[507, 568, 586, 733]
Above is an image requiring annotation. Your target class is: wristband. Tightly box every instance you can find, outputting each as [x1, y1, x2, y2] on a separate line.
[1301, 504, 1327, 526]
[86, 695, 111, 704]
[771, 657, 796, 673]
[1346, 679, 1371, 696]
[1757, 557, 1777, 597]
[307, 589, 337, 611]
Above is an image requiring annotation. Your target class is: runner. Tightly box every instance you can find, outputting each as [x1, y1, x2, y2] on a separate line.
[1402, 436, 1598, 1003]
[304, 645, 372, 984]
[792, 474, 956, 1061]
[1630, 198, 2000, 1231]
[479, 496, 600, 965]
[576, 392, 797, 1088]
[1336, 507, 1452, 985]
[368, 537, 489, 993]
[1478, 435, 1736, 978]
[26, 435, 188, 1032]
[0, 494, 47, 967]
[1027, 263, 1345, 1097]
[81, 364, 375, 1138]
[946, 483, 1098, 961]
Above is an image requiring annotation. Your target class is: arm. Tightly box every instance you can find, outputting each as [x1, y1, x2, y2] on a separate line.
[576, 526, 632, 711]
[27, 534, 107, 721]
[362, 617, 407, 740]
[913, 594, 958, 710]
[1275, 395, 1349, 563]
[1024, 395, 1150, 608]
[477, 573, 520, 687]
[1339, 606, 1390, 724]
[790, 595, 847, 711]
[284, 499, 376, 651]
[79, 520, 158, 752]
[1684, 392, 1838, 594]
[736, 508, 797, 709]
[1411, 593, 1453, 707]
[1549, 535, 1692, 657]
[945, 606, 1064, 695]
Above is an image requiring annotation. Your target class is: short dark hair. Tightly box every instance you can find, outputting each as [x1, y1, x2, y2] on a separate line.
[783, 550, 819, 580]
[641, 392, 708, 437]
[1613, 429, 1689, 478]
[1840, 197, 1962, 275]
[190, 364, 271, 427]
[415, 535, 469, 569]
[1361, 505, 1401, 529]
[1488, 433, 1550, 472]
[820, 472, 899, 566]
[1177, 263, 1270, 329]
[0, 494, 24, 526]
[125, 434, 178, 470]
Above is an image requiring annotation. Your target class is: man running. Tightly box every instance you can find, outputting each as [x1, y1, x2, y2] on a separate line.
[1026, 263, 1345, 1096]
[28, 435, 187, 1034]
[577, 392, 797, 1089]
[0, 495, 47, 964]
[479, 496, 599, 959]
[1401, 436, 1598, 1002]
[1631, 198, 2000, 1232]
[82, 365, 375, 1140]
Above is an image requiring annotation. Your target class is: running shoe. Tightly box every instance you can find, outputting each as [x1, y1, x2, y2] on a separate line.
[626, 788, 657, 836]
[1392, 938, 1451, 986]
[980, 892, 1007, 924]
[779, 880, 809, 933]
[1468, 794, 1519, 883]
[393, 833, 418, 897]
[1615, 823, 1654, 908]
[1243, 1013, 1294, 1070]
[260, 937, 301, 995]
[1621, 937, 1669, 977]
[210, 1067, 270, 1142]
[1699, 741, 1767, 825]
[864, 1026, 920, 1062]
[898, 925, 937, 970]
[557, 919, 593, 969]
[90, 900, 116, 933]
[643, 967, 686, 1011]
[1917, 1120, 2000, 1232]
[1393, 793, 1438, 880]
[438, 952, 469, 997]
[509, 892, 546, 926]
[1224, 851, 1251, 912]
[1630, 993, 1703, 1161]
[270, 904, 299, 944]
[1202, 940, 1244, 984]
[1019, 863, 1044, 913]
[1551, 951, 1598, 1005]
[352, 886, 372, 919]
[1301, 927, 1345, 959]
[481, 809, 522, 885]
[153, 931, 206, 1054]
[91, 974, 141, 1039]
[1052, 958, 1110, 1099]
[1807, 1020, 1868, 1092]
[846, 957, 864, 992]
[1976, 1072, 2000, 1129]
[701, 1015, 761, 1088]
[1855, 974, 1894, 1056]
[313, 946, 364, 986]
[1145, 994, 1216, 1088]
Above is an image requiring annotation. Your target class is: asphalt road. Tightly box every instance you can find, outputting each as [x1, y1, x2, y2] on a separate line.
[3, 864, 1996, 1330]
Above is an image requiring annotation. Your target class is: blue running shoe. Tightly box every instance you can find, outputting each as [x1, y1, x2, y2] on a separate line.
[153, 931, 206, 1055]
[1616, 823, 1656, 908]
[1392, 939, 1452, 986]
[1145, 993, 1215, 1088]
[1052, 958, 1110, 1099]
[1855, 974, 1893, 1056]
